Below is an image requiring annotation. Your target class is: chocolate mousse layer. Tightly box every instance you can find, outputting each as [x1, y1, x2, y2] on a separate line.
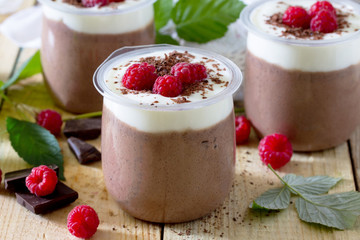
[101, 106, 235, 223]
[245, 51, 360, 151]
[41, 17, 155, 113]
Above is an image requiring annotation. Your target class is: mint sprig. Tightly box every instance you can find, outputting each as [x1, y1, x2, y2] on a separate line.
[250, 165, 360, 230]
[6, 117, 65, 180]
[154, 0, 245, 44]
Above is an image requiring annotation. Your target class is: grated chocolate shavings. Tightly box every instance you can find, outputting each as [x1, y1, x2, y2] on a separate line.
[171, 97, 191, 104]
[140, 51, 196, 76]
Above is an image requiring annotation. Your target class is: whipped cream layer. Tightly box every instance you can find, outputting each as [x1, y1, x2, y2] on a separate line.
[41, 0, 154, 34]
[246, 0, 360, 71]
[103, 50, 235, 133]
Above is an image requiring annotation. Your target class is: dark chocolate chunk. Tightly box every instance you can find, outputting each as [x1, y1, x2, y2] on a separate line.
[15, 181, 78, 214]
[5, 165, 59, 192]
[63, 117, 101, 140]
[67, 137, 101, 164]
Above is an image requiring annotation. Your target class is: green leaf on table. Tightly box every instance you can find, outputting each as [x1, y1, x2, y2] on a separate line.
[250, 187, 291, 210]
[171, 0, 246, 43]
[155, 32, 180, 45]
[6, 117, 64, 180]
[284, 174, 341, 195]
[295, 192, 360, 230]
[1, 50, 42, 91]
[154, 0, 173, 31]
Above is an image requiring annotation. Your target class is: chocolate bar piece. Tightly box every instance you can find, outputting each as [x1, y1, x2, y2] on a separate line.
[63, 118, 101, 140]
[15, 181, 78, 214]
[67, 137, 101, 164]
[5, 165, 59, 192]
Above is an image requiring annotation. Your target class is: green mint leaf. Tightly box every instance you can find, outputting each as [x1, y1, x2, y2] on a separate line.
[154, 0, 173, 31]
[1, 50, 42, 91]
[155, 32, 180, 45]
[6, 117, 64, 180]
[251, 187, 291, 210]
[171, 0, 246, 43]
[284, 174, 341, 195]
[296, 192, 360, 230]
[249, 201, 269, 210]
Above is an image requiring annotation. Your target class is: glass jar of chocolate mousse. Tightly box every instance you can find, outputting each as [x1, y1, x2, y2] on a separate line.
[241, 0, 360, 151]
[39, 0, 156, 113]
[94, 44, 242, 223]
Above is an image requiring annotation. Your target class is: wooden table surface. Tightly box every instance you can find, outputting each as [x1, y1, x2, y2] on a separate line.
[1, 1, 360, 239]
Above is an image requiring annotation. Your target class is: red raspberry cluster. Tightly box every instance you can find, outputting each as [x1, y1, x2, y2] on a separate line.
[282, 1, 338, 33]
[122, 61, 207, 98]
[81, 0, 124, 7]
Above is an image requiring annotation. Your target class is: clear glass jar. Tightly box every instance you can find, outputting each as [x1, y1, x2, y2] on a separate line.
[39, 0, 156, 113]
[94, 44, 242, 223]
[241, 0, 360, 151]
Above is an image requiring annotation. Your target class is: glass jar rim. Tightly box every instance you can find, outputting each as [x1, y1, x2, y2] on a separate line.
[240, 0, 360, 47]
[93, 44, 243, 112]
[38, 0, 156, 16]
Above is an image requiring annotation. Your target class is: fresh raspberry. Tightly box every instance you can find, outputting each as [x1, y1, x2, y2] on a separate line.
[282, 6, 311, 29]
[171, 63, 193, 84]
[153, 75, 183, 97]
[235, 116, 251, 145]
[82, 0, 111, 7]
[36, 109, 63, 136]
[309, 1, 336, 18]
[171, 62, 207, 84]
[0, 168, 2, 183]
[25, 165, 58, 197]
[193, 64, 207, 81]
[122, 63, 158, 90]
[67, 205, 100, 239]
[258, 133, 293, 169]
[310, 9, 338, 33]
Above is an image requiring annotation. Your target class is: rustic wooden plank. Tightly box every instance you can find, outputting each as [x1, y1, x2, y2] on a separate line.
[0, 49, 162, 239]
[350, 126, 360, 190]
[164, 133, 359, 240]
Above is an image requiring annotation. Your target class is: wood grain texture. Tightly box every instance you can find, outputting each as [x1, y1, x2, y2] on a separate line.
[0, 48, 162, 240]
[164, 134, 359, 240]
[350, 126, 360, 190]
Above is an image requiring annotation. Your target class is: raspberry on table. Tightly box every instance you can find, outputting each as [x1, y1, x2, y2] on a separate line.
[67, 205, 100, 239]
[25, 165, 58, 197]
[153, 75, 183, 97]
[171, 62, 207, 84]
[309, 1, 336, 18]
[282, 6, 311, 29]
[122, 62, 158, 90]
[310, 9, 338, 33]
[36, 109, 63, 136]
[258, 133, 293, 169]
[81, 0, 111, 7]
[235, 116, 251, 145]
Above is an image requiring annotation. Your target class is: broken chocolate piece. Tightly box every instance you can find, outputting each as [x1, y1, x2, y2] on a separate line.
[5, 165, 59, 192]
[63, 118, 101, 140]
[67, 137, 101, 164]
[15, 181, 78, 214]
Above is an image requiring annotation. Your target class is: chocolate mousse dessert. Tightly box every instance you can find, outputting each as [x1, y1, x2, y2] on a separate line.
[241, 0, 360, 151]
[93, 45, 242, 223]
[39, 0, 156, 113]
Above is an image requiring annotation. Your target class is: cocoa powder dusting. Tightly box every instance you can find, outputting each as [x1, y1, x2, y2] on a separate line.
[266, 9, 352, 40]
